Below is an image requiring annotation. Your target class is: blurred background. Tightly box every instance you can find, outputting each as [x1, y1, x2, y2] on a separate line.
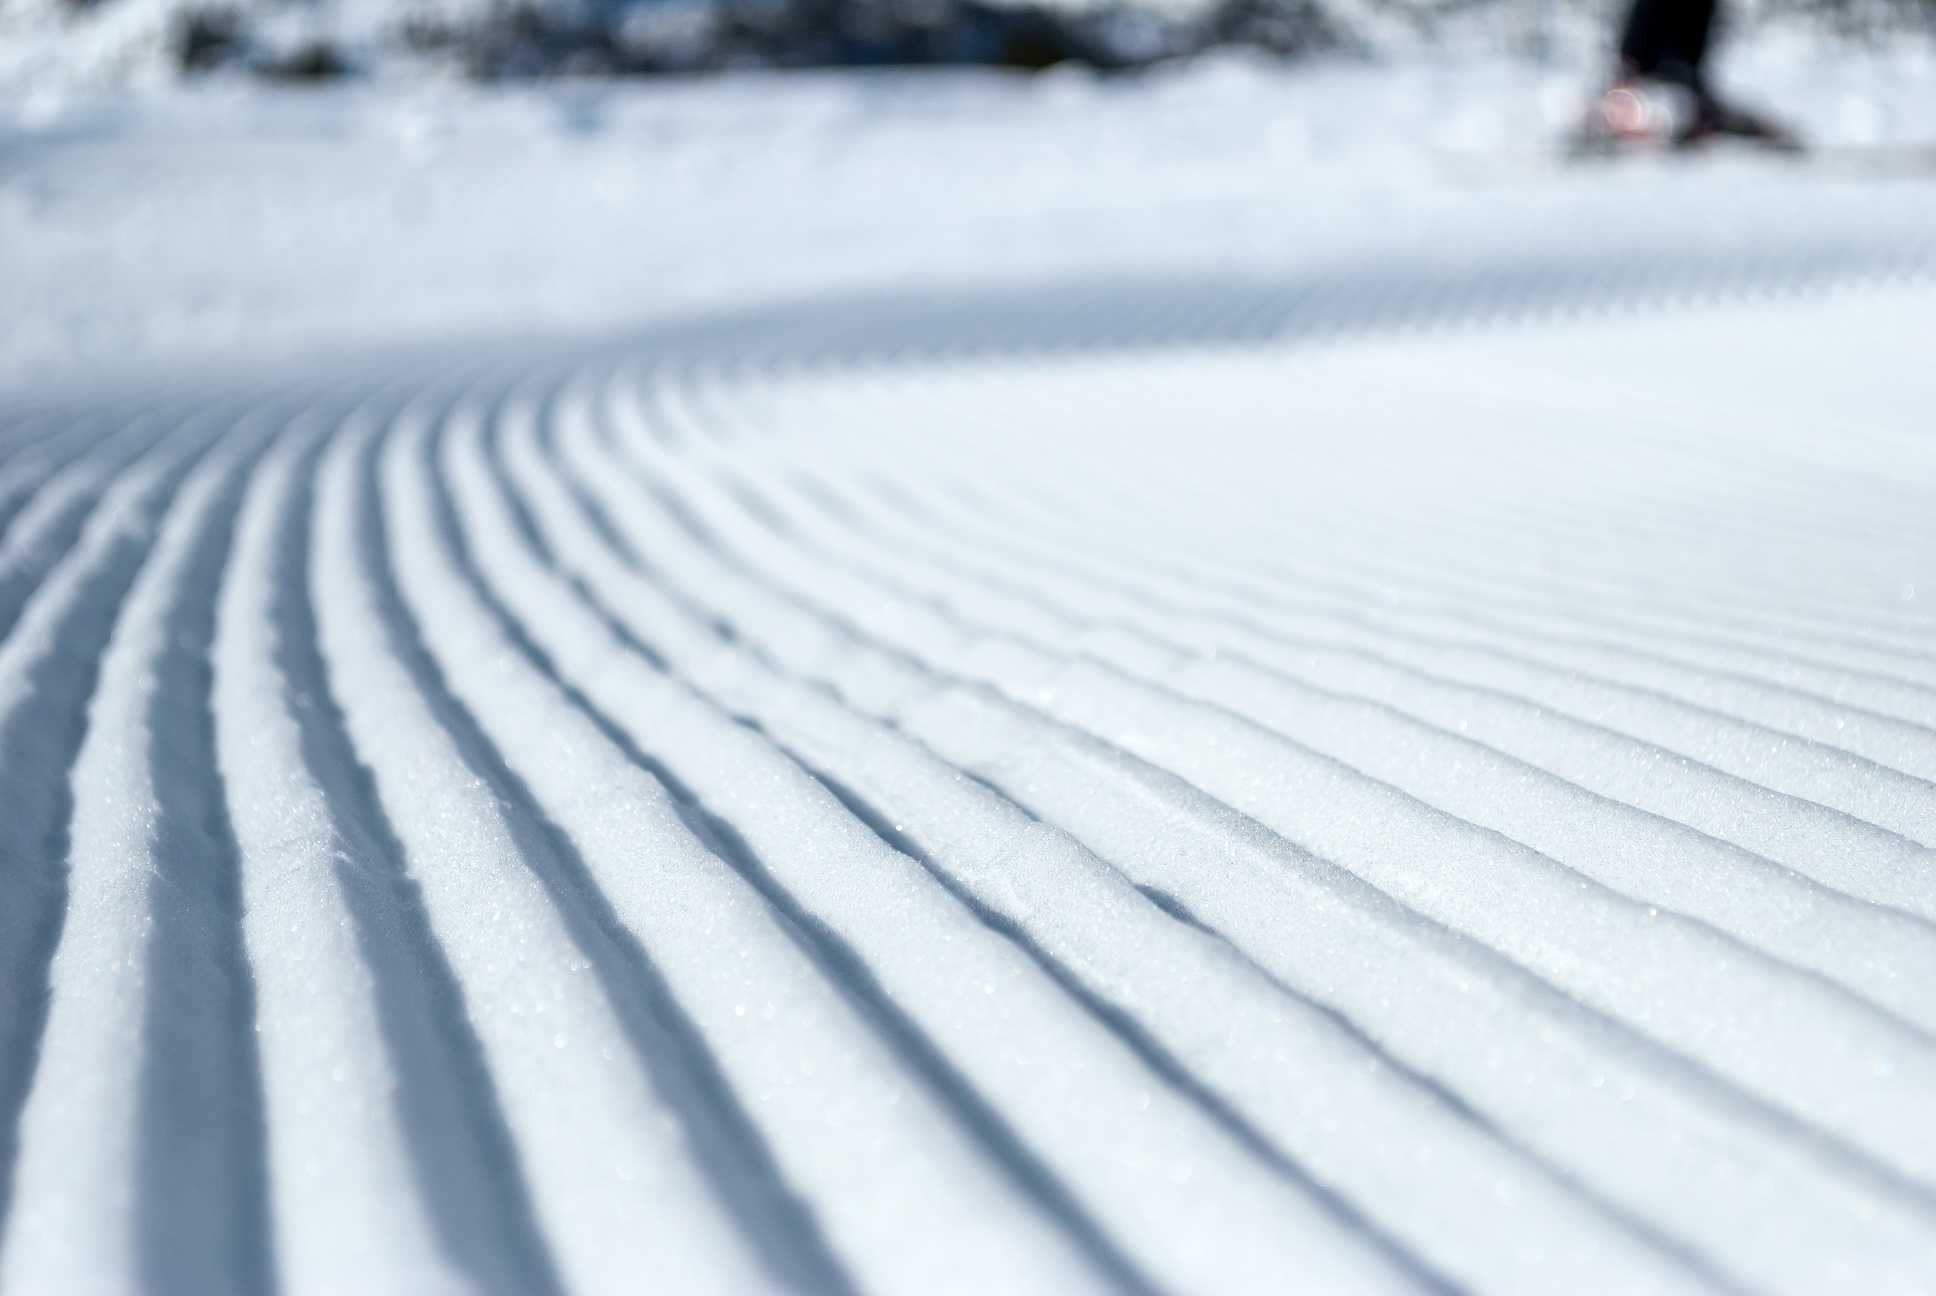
[2, 0, 1932, 397]
[1, 0, 1931, 92]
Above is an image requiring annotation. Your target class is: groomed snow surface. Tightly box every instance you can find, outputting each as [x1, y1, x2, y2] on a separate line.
[5, 52, 1936, 1296]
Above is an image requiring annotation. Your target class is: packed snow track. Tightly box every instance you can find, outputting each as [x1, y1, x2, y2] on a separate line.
[2, 269, 1936, 1296]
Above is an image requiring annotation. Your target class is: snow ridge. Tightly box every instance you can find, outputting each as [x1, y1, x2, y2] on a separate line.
[1, 274, 1935, 1293]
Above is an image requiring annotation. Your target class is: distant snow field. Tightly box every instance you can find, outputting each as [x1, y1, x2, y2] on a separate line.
[3, 46, 1936, 1295]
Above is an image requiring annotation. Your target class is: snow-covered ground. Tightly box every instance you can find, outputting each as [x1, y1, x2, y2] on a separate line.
[5, 38, 1935, 393]
[4, 42, 1936, 1295]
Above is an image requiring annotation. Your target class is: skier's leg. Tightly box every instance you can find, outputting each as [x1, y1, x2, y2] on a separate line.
[1618, 0, 1718, 89]
[1600, 0, 1792, 147]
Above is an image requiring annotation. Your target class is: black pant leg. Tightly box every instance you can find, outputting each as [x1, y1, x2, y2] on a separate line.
[1618, 0, 1719, 85]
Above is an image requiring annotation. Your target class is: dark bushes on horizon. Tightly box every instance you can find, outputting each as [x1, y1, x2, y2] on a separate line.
[168, 0, 1936, 82]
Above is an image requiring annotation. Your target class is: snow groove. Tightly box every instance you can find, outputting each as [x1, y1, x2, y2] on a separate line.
[2, 410, 277, 1294]
[789, 448, 1936, 1036]
[219, 406, 564, 1296]
[554, 361, 1936, 1292]
[629, 384, 1936, 1202]
[444, 389, 1405, 1296]
[0, 401, 251, 1270]
[3, 272, 1936, 1293]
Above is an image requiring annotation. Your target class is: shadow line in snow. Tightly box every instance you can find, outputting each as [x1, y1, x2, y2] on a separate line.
[588, 368, 1936, 1228]
[791, 746, 1468, 1295]
[1124, 881, 1753, 1296]
[136, 422, 281, 1296]
[361, 399, 858, 1296]
[272, 415, 566, 1296]
[0, 416, 173, 658]
[0, 410, 230, 1249]
[456, 388, 1161, 1296]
